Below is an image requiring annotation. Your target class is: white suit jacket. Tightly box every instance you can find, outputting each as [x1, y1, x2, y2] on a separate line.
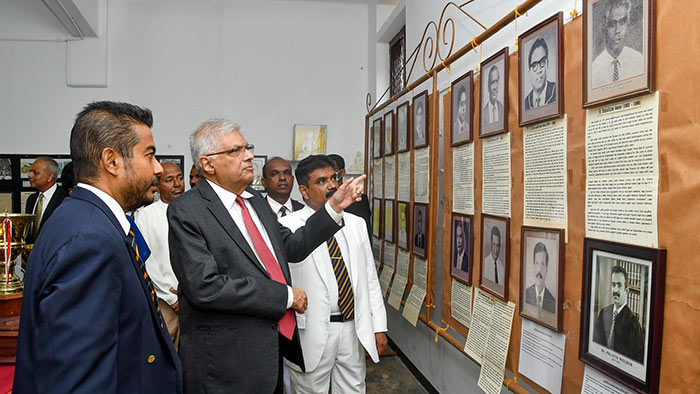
[279, 206, 388, 372]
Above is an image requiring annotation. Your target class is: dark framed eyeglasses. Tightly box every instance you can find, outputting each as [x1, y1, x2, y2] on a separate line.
[529, 55, 548, 72]
[205, 144, 255, 157]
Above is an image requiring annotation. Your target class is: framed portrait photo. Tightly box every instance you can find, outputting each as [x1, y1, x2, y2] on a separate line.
[518, 12, 564, 127]
[396, 102, 410, 153]
[372, 198, 383, 239]
[580, 238, 666, 393]
[383, 199, 395, 242]
[450, 71, 473, 146]
[412, 203, 428, 258]
[250, 155, 267, 191]
[0, 158, 13, 181]
[450, 214, 473, 285]
[412, 91, 429, 149]
[372, 118, 383, 159]
[384, 111, 395, 156]
[584, 0, 655, 107]
[156, 155, 185, 173]
[293, 124, 327, 161]
[479, 214, 509, 301]
[396, 201, 410, 250]
[519, 227, 564, 332]
[479, 48, 509, 138]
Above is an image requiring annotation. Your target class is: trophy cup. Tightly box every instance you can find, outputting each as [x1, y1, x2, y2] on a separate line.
[0, 213, 34, 295]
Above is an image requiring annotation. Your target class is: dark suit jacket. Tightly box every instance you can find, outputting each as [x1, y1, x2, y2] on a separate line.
[24, 186, 66, 243]
[453, 250, 469, 273]
[14, 186, 182, 393]
[524, 81, 557, 110]
[525, 284, 556, 313]
[167, 178, 342, 394]
[345, 193, 371, 239]
[291, 198, 305, 212]
[593, 304, 644, 363]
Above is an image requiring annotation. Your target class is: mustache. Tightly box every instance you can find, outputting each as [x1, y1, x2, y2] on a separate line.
[325, 188, 337, 198]
[535, 272, 543, 279]
[613, 291, 620, 298]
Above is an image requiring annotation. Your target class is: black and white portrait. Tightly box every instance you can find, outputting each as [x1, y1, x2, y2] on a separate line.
[412, 91, 429, 149]
[450, 214, 472, 284]
[520, 227, 563, 331]
[412, 203, 427, 258]
[451, 72, 472, 145]
[372, 118, 382, 159]
[0, 158, 12, 180]
[384, 111, 394, 156]
[480, 48, 509, 137]
[519, 13, 563, 126]
[585, 0, 653, 107]
[480, 214, 509, 300]
[397, 102, 409, 152]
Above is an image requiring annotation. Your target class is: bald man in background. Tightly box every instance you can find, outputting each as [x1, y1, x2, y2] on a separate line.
[25, 157, 66, 242]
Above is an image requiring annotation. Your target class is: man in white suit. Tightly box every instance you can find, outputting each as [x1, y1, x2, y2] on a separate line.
[280, 155, 388, 394]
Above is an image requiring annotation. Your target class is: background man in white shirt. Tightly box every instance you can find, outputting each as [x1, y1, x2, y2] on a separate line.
[262, 157, 304, 218]
[135, 161, 184, 348]
[24, 157, 66, 242]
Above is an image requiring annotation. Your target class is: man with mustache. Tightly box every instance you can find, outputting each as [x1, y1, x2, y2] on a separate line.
[524, 38, 556, 110]
[135, 162, 185, 348]
[279, 155, 387, 394]
[592, 0, 643, 88]
[593, 265, 644, 362]
[262, 157, 304, 218]
[15, 101, 182, 393]
[524, 242, 556, 313]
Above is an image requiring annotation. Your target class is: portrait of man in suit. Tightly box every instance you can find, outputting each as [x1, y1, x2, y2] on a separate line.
[524, 37, 557, 110]
[592, 0, 644, 88]
[397, 103, 408, 152]
[451, 216, 470, 282]
[482, 65, 504, 127]
[593, 265, 644, 363]
[413, 95, 427, 148]
[168, 119, 365, 393]
[524, 242, 556, 313]
[452, 84, 470, 143]
[413, 206, 426, 256]
[482, 224, 504, 286]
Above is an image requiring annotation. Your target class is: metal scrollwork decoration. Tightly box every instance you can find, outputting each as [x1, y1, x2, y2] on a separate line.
[367, 1, 486, 113]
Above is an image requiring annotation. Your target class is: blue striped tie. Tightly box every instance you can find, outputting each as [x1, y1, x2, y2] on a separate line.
[328, 235, 354, 320]
[126, 215, 166, 329]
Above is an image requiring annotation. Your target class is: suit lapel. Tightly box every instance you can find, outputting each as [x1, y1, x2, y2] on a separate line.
[39, 188, 65, 228]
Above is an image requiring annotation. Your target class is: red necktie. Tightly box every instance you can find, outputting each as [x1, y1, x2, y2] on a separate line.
[235, 196, 295, 340]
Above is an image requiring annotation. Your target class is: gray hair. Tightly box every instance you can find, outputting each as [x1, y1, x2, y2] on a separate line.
[35, 157, 60, 180]
[190, 119, 242, 172]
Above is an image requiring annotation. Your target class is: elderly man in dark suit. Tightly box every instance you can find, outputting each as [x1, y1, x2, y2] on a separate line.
[15, 101, 182, 393]
[593, 265, 644, 362]
[167, 119, 365, 394]
[24, 157, 66, 242]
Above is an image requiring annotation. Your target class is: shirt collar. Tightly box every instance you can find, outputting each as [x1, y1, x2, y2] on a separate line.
[613, 302, 627, 315]
[266, 195, 293, 213]
[208, 179, 252, 210]
[41, 183, 58, 202]
[76, 182, 131, 235]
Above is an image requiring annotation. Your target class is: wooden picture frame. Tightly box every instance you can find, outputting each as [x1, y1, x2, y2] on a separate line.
[396, 102, 410, 153]
[518, 12, 564, 126]
[383, 199, 395, 243]
[372, 197, 383, 239]
[479, 214, 510, 301]
[384, 110, 395, 156]
[519, 226, 565, 332]
[579, 238, 666, 393]
[583, 0, 655, 108]
[412, 203, 428, 258]
[293, 124, 327, 160]
[397, 201, 410, 250]
[450, 71, 474, 145]
[412, 91, 429, 149]
[450, 213, 473, 285]
[372, 118, 383, 159]
[479, 48, 509, 138]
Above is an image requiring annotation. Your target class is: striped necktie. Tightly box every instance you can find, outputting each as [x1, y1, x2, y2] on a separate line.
[328, 235, 354, 320]
[612, 59, 620, 81]
[125, 215, 166, 329]
[608, 309, 618, 347]
[32, 193, 44, 239]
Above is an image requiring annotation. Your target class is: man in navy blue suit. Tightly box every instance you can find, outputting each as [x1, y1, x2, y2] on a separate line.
[14, 101, 182, 393]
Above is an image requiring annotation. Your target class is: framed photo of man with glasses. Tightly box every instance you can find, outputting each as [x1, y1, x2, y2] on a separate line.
[518, 12, 564, 126]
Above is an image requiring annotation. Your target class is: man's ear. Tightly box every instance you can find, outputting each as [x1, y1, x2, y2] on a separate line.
[100, 148, 122, 177]
[299, 185, 309, 200]
[199, 157, 215, 175]
[261, 177, 268, 189]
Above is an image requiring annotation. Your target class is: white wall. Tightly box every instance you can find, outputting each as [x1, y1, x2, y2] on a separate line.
[0, 0, 369, 191]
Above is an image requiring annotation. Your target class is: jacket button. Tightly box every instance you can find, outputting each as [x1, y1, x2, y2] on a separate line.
[271, 323, 278, 330]
[147, 355, 156, 364]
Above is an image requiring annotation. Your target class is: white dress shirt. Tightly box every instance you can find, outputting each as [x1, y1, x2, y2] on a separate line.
[591, 46, 644, 88]
[33, 183, 58, 224]
[483, 100, 500, 123]
[265, 195, 294, 218]
[134, 200, 179, 305]
[208, 181, 343, 308]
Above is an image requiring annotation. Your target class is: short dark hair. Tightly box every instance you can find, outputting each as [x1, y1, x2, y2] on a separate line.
[326, 154, 345, 171]
[528, 37, 549, 66]
[295, 155, 336, 187]
[533, 242, 549, 266]
[490, 225, 501, 240]
[61, 162, 75, 194]
[456, 85, 467, 101]
[262, 156, 288, 178]
[611, 265, 628, 288]
[70, 101, 153, 183]
[488, 65, 500, 83]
